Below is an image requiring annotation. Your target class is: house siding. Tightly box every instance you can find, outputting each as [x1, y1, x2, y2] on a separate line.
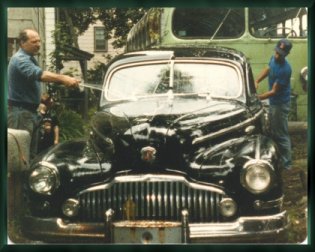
[78, 20, 123, 66]
[44, 8, 56, 71]
[62, 20, 123, 80]
[7, 8, 46, 67]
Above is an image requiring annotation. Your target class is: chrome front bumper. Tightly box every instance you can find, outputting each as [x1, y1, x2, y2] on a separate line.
[21, 211, 288, 244]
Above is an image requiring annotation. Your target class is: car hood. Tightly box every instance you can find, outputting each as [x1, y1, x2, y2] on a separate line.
[95, 96, 249, 140]
[36, 96, 265, 191]
[91, 97, 252, 170]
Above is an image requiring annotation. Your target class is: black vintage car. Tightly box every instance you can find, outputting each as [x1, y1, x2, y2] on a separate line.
[23, 48, 288, 243]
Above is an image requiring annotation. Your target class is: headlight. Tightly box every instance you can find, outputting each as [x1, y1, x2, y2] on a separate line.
[62, 198, 80, 217]
[29, 162, 60, 195]
[219, 198, 237, 217]
[240, 160, 274, 194]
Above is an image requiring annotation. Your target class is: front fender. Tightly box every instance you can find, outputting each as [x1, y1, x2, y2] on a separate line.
[191, 134, 279, 172]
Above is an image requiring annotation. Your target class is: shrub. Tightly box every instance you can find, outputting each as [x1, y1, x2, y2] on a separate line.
[58, 109, 85, 141]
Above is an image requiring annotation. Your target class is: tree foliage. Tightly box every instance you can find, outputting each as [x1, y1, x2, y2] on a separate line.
[96, 8, 147, 48]
[56, 8, 148, 49]
[51, 7, 148, 75]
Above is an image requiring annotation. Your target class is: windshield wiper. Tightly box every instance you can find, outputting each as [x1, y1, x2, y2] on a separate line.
[167, 54, 175, 106]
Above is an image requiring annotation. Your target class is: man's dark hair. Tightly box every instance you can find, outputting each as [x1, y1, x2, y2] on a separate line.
[18, 29, 37, 45]
[18, 30, 29, 45]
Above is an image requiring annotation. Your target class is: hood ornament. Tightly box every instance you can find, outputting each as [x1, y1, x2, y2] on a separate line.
[141, 146, 157, 163]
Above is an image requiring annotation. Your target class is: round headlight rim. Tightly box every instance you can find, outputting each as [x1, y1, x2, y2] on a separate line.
[29, 161, 60, 195]
[219, 198, 237, 218]
[240, 159, 275, 195]
[62, 198, 80, 218]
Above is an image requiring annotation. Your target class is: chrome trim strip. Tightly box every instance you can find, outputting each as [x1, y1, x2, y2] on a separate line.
[164, 181, 168, 219]
[170, 182, 174, 218]
[181, 209, 190, 243]
[192, 109, 264, 145]
[78, 174, 225, 195]
[158, 182, 162, 218]
[146, 181, 150, 218]
[254, 196, 284, 210]
[189, 211, 288, 239]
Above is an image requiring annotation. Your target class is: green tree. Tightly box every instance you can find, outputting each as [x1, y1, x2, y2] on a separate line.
[55, 8, 148, 51]
[96, 8, 148, 48]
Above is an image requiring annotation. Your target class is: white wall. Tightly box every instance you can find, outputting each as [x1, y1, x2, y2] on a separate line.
[44, 8, 55, 71]
[62, 20, 124, 81]
[78, 20, 123, 66]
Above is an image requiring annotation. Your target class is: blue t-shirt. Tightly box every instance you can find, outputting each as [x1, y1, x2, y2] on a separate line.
[268, 55, 291, 105]
[8, 48, 43, 105]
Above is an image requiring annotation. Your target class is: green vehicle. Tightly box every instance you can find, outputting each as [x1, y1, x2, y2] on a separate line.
[126, 7, 308, 121]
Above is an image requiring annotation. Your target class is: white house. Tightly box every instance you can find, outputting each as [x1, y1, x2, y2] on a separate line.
[44, 9, 123, 81]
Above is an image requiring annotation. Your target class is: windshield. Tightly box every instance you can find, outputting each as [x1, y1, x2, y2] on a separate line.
[105, 61, 242, 101]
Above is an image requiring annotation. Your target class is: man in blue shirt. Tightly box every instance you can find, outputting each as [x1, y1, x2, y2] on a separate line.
[8, 28, 81, 158]
[255, 39, 293, 170]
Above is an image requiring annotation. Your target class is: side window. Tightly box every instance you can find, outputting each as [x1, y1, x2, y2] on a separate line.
[94, 27, 108, 52]
[249, 8, 308, 38]
[172, 8, 245, 39]
[247, 64, 256, 96]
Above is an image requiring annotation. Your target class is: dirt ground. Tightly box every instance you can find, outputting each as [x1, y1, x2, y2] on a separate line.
[281, 132, 308, 243]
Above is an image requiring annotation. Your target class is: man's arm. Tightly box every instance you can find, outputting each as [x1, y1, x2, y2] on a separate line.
[255, 67, 270, 89]
[258, 82, 281, 100]
[41, 71, 80, 87]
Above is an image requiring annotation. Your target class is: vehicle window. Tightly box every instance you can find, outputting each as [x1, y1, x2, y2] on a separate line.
[106, 62, 242, 101]
[172, 63, 241, 97]
[247, 64, 256, 95]
[249, 8, 308, 38]
[172, 8, 245, 39]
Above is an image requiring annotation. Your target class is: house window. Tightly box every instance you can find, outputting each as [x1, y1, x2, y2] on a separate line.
[94, 27, 108, 51]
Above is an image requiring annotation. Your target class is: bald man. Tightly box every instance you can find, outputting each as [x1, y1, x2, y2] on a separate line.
[8, 28, 80, 158]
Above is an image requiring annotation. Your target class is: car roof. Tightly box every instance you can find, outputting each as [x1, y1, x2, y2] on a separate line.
[107, 47, 247, 70]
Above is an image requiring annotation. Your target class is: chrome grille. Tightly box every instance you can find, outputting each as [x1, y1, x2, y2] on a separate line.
[78, 175, 225, 223]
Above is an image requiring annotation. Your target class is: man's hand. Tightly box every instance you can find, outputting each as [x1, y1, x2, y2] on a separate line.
[63, 75, 81, 88]
[41, 71, 80, 88]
